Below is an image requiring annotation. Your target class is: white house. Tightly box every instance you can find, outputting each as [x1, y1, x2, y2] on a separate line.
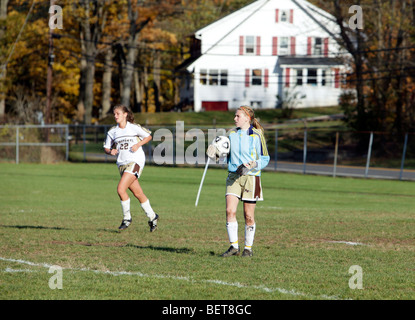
[177, 0, 348, 112]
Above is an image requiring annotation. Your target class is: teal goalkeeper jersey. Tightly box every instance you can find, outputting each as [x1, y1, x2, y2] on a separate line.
[227, 126, 270, 176]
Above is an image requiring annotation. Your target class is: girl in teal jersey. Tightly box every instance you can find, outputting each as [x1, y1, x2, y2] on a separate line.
[221, 106, 270, 257]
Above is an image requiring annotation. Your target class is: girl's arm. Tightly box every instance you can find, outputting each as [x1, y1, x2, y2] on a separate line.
[131, 135, 152, 152]
[253, 133, 270, 170]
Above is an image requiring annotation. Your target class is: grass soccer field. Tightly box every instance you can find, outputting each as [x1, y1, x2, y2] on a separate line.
[0, 163, 414, 300]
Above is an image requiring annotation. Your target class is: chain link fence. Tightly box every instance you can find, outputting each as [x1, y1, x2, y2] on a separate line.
[0, 125, 69, 163]
[1, 124, 414, 180]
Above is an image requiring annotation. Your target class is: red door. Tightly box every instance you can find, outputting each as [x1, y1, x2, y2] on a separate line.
[202, 101, 229, 111]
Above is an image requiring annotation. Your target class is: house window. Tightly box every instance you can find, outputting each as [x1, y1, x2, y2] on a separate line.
[321, 69, 333, 87]
[322, 69, 327, 86]
[251, 101, 262, 109]
[276, 9, 293, 23]
[252, 69, 262, 85]
[245, 36, 255, 54]
[281, 10, 288, 22]
[279, 37, 289, 55]
[240, 36, 261, 55]
[209, 69, 218, 85]
[200, 69, 228, 86]
[220, 70, 228, 86]
[200, 69, 207, 85]
[307, 69, 317, 86]
[296, 69, 303, 86]
[314, 38, 322, 56]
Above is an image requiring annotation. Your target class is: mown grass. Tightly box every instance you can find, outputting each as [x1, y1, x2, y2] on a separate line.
[101, 107, 343, 127]
[0, 163, 414, 300]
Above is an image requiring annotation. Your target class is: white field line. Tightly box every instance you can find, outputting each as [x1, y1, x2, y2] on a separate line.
[4, 267, 37, 273]
[326, 241, 367, 246]
[0, 256, 345, 300]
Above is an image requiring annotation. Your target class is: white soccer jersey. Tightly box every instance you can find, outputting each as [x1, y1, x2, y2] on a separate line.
[103, 122, 151, 167]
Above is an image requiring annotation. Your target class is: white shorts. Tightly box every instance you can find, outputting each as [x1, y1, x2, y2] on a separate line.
[118, 162, 143, 179]
[225, 172, 263, 201]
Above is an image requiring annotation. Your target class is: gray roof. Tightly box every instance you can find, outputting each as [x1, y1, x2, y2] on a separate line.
[278, 56, 343, 66]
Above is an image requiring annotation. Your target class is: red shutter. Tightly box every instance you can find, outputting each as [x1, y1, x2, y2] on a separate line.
[245, 69, 250, 87]
[289, 9, 294, 23]
[334, 68, 340, 88]
[324, 38, 329, 57]
[290, 37, 296, 56]
[307, 37, 312, 55]
[256, 36, 261, 56]
[285, 68, 290, 88]
[275, 9, 279, 23]
[239, 36, 244, 55]
[264, 69, 269, 88]
[272, 37, 278, 56]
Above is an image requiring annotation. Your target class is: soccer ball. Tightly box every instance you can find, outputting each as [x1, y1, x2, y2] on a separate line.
[213, 136, 230, 158]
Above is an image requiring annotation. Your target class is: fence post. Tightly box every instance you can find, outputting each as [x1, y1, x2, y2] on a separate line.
[173, 126, 176, 167]
[16, 126, 19, 164]
[399, 133, 408, 181]
[65, 125, 69, 161]
[365, 132, 373, 178]
[274, 129, 278, 171]
[83, 125, 86, 162]
[303, 128, 307, 174]
[333, 131, 339, 178]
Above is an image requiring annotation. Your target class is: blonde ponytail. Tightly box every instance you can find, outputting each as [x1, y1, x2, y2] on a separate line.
[252, 117, 264, 133]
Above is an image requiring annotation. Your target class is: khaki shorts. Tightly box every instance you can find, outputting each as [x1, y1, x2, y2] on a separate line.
[226, 172, 263, 201]
[118, 162, 143, 179]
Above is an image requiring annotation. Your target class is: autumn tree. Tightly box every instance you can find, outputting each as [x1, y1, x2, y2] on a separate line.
[312, 0, 415, 138]
[67, 1, 112, 124]
[0, 0, 9, 119]
[1, 1, 51, 124]
[0, 0, 263, 124]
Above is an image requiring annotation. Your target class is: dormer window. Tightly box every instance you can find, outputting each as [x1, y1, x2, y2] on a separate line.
[275, 9, 293, 23]
[281, 11, 288, 22]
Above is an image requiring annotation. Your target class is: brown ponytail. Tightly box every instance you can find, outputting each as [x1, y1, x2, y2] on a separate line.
[113, 105, 134, 123]
[238, 106, 264, 132]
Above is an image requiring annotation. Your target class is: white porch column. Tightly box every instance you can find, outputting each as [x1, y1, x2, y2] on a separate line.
[193, 70, 202, 112]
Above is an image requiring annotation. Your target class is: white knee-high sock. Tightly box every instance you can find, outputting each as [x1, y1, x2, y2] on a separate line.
[141, 199, 156, 221]
[121, 198, 131, 221]
[226, 221, 239, 249]
[245, 224, 256, 250]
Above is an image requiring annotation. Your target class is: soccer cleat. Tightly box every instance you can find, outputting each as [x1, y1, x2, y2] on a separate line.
[242, 248, 253, 257]
[148, 214, 159, 232]
[220, 246, 240, 257]
[118, 219, 132, 230]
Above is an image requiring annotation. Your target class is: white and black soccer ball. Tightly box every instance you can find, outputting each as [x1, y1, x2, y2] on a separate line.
[213, 136, 230, 158]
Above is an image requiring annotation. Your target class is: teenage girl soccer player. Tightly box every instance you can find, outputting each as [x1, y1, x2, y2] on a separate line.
[208, 106, 270, 257]
[103, 105, 159, 232]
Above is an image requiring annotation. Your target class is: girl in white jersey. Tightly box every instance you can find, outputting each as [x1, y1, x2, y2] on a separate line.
[103, 105, 159, 232]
